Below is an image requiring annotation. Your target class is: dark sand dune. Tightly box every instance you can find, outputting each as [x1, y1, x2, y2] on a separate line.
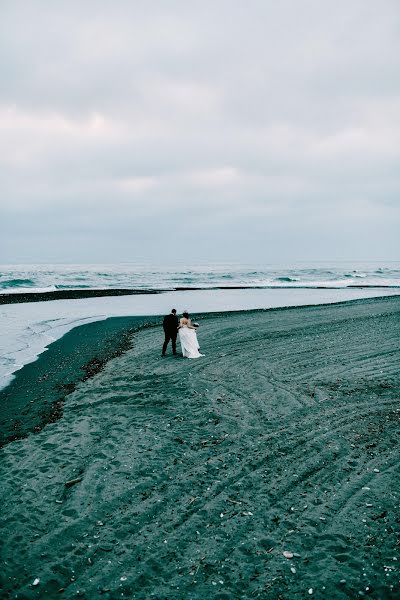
[0, 297, 399, 599]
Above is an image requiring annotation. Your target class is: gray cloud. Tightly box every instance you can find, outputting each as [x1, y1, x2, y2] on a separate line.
[1, 0, 399, 263]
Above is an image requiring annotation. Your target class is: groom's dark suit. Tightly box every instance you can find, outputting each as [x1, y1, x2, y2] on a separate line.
[162, 312, 179, 355]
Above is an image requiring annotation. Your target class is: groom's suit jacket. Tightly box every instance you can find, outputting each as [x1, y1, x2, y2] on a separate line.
[163, 313, 179, 335]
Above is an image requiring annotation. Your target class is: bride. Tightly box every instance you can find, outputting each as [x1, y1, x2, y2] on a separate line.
[178, 311, 204, 359]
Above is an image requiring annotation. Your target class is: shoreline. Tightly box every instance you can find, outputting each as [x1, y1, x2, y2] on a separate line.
[0, 288, 164, 304]
[1, 295, 399, 449]
[0, 315, 161, 447]
[1, 284, 400, 304]
[3, 288, 400, 394]
[0, 294, 399, 598]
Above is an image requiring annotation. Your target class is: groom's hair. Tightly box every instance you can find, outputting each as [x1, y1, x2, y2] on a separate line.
[171, 308, 176, 314]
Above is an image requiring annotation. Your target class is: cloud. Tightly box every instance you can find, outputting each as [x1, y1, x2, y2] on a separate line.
[1, 0, 399, 262]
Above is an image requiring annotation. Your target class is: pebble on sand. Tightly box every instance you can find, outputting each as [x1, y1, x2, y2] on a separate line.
[32, 579, 40, 586]
[283, 551, 294, 559]
[64, 477, 82, 488]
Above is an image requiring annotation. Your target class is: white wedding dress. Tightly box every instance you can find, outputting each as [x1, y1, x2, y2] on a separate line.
[179, 326, 204, 359]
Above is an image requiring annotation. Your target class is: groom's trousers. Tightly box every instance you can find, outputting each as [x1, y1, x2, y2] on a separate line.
[162, 331, 177, 355]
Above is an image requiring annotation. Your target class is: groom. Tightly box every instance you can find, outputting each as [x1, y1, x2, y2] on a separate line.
[162, 308, 179, 356]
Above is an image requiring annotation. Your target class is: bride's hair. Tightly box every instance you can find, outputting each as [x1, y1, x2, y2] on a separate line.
[182, 311, 189, 319]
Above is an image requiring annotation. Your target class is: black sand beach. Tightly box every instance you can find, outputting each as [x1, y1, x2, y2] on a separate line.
[0, 297, 399, 599]
[0, 316, 161, 447]
[0, 289, 163, 305]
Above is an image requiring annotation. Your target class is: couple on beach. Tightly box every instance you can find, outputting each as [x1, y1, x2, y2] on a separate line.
[162, 309, 204, 359]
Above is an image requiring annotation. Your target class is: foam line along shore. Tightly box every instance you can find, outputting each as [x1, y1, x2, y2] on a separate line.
[2, 287, 400, 391]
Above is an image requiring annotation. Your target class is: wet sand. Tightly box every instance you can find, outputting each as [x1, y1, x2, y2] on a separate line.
[0, 289, 163, 305]
[0, 297, 399, 599]
[0, 316, 161, 447]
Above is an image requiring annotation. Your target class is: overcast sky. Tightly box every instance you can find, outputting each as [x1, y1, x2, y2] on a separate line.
[1, 0, 399, 264]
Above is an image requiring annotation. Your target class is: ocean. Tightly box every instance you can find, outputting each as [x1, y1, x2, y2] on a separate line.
[1, 261, 400, 293]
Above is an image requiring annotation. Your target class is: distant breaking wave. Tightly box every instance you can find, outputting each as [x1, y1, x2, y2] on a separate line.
[344, 272, 367, 278]
[274, 276, 300, 282]
[0, 278, 36, 289]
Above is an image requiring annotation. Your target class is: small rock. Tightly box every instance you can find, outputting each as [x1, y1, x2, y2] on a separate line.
[308, 589, 313, 595]
[290, 566, 296, 574]
[283, 551, 293, 559]
[33, 579, 40, 586]
[373, 469, 380, 473]
[64, 477, 82, 489]
[340, 579, 346, 584]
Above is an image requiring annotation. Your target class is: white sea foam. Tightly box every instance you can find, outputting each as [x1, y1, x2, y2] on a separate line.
[1, 287, 400, 391]
[0, 286, 58, 295]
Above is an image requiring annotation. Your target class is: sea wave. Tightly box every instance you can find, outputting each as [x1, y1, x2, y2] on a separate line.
[0, 285, 58, 295]
[0, 278, 36, 289]
[344, 272, 367, 278]
[1, 263, 400, 294]
[274, 276, 300, 282]
[55, 284, 92, 289]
